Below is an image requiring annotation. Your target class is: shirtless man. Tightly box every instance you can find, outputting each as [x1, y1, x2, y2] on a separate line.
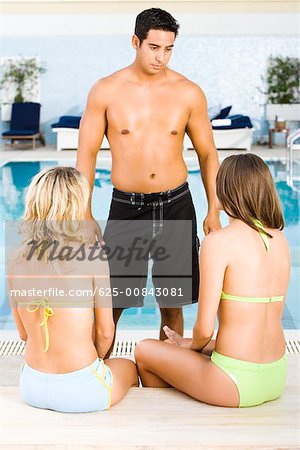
[76, 8, 220, 345]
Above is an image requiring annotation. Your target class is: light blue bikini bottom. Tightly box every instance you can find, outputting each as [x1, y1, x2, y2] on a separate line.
[20, 358, 113, 413]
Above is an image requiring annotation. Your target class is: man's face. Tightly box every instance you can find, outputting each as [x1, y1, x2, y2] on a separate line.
[133, 29, 175, 74]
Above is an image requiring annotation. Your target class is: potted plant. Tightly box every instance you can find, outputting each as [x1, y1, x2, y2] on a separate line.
[263, 56, 300, 122]
[1, 56, 46, 120]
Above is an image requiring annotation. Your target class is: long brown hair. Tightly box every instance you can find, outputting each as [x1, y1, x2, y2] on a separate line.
[216, 154, 284, 237]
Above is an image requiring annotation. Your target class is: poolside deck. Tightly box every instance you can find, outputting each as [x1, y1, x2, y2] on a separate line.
[0, 144, 289, 169]
[1, 330, 300, 449]
[1, 353, 299, 450]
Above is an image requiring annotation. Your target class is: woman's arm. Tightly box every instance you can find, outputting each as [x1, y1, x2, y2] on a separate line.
[94, 307, 115, 359]
[163, 232, 228, 351]
[201, 339, 216, 356]
[7, 274, 27, 341]
[93, 262, 115, 359]
[11, 307, 27, 341]
[191, 232, 228, 351]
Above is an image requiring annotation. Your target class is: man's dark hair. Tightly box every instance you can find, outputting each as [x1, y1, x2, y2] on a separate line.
[134, 8, 180, 45]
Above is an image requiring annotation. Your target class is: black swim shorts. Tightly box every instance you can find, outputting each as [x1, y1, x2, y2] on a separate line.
[103, 182, 200, 308]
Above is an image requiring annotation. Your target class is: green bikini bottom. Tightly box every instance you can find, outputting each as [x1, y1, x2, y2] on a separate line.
[211, 350, 287, 407]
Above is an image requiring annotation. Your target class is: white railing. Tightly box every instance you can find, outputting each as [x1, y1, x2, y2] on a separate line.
[287, 129, 300, 190]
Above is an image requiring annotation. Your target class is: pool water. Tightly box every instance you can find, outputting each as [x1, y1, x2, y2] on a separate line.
[0, 160, 299, 330]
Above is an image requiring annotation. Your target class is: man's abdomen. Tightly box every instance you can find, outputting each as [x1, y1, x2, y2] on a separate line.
[111, 157, 188, 193]
[109, 136, 188, 193]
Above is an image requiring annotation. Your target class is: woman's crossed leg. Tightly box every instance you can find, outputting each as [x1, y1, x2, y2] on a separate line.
[135, 339, 239, 408]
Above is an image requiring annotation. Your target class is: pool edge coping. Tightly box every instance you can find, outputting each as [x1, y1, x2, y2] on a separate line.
[1, 328, 299, 341]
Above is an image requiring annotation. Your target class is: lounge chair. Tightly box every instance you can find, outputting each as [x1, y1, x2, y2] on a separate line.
[184, 106, 254, 151]
[52, 115, 109, 151]
[2, 102, 45, 149]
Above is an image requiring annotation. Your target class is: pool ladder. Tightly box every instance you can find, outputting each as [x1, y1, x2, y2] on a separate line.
[287, 129, 300, 192]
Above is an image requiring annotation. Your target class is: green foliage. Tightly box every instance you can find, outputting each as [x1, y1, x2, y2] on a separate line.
[1, 57, 46, 103]
[265, 56, 300, 104]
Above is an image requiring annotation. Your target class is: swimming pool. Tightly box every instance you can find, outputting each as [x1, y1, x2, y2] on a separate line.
[0, 160, 299, 330]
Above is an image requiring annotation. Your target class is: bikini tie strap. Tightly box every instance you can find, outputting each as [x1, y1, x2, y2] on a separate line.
[26, 298, 54, 352]
[252, 219, 270, 251]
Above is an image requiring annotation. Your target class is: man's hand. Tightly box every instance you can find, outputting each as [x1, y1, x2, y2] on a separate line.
[84, 214, 105, 244]
[203, 210, 221, 235]
[163, 326, 192, 349]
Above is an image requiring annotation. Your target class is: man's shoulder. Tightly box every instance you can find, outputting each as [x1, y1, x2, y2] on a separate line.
[90, 68, 128, 95]
[168, 70, 205, 97]
[97, 67, 130, 85]
[92, 72, 121, 91]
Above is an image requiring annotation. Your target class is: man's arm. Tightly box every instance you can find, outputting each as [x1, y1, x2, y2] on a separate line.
[76, 79, 109, 218]
[186, 84, 221, 234]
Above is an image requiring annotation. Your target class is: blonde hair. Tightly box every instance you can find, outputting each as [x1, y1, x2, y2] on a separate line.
[20, 166, 90, 247]
[216, 154, 284, 238]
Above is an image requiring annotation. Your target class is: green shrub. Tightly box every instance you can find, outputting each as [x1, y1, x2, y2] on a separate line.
[265, 56, 300, 104]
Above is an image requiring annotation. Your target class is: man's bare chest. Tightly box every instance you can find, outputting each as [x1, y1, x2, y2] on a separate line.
[106, 87, 190, 131]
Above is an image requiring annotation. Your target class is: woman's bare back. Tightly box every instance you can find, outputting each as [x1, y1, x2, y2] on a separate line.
[7, 245, 111, 373]
[215, 220, 290, 362]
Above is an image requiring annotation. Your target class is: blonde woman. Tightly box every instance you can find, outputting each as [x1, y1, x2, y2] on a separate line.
[7, 167, 138, 413]
[135, 154, 290, 408]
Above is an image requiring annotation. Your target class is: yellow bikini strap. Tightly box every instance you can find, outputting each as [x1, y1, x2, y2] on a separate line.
[36, 245, 49, 263]
[26, 298, 54, 352]
[252, 219, 270, 251]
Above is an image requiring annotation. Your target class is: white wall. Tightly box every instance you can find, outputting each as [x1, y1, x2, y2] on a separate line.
[2, 13, 298, 36]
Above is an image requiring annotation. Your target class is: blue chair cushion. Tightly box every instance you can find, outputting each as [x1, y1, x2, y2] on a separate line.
[51, 116, 81, 129]
[212, 115, 253, 129]
[9, 102, 41, 133]
[3, 130, 39, 136]
[212, 106, 232, 120]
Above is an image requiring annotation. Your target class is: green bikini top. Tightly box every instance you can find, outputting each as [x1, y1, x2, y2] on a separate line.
[221, 219, 284, 304]
[221, 292, 284, 303]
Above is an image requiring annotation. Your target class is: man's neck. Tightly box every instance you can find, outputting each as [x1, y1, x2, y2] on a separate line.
[129, 61, 167, 84]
